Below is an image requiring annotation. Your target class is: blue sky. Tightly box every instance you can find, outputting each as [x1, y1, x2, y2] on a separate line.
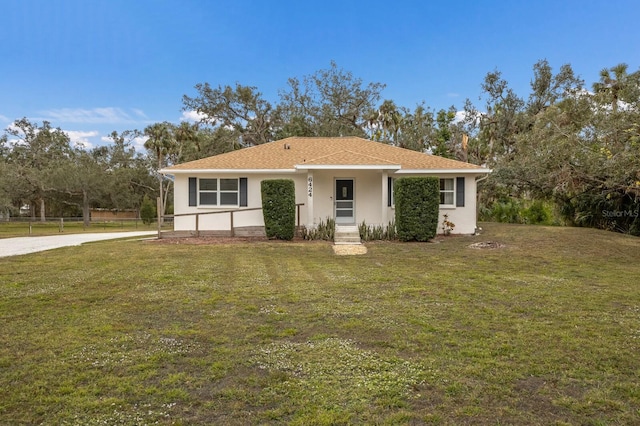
[2, 0, 639, 150]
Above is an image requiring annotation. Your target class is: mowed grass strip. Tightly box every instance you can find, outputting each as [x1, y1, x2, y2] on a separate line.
[0, 220, 169, 238]
[0, 223, 639, 425]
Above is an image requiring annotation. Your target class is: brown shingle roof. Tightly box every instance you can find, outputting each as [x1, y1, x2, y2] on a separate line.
[165, 137, 487, 171]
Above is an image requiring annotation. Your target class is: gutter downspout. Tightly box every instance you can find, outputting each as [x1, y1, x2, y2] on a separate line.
[475, 173, 490, 234]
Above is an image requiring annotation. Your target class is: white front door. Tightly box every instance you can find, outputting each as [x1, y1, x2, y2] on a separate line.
[335, 179, 355, 224]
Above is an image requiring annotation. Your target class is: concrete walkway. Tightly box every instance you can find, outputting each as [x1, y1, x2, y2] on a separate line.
[0, 231, 157, 258]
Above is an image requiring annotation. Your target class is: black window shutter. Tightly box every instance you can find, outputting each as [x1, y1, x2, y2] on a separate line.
[239, 178, 248, 207]
[387, 177, 393, 206]
[456, 177, 465, 207]
[188, 177, 197, 206]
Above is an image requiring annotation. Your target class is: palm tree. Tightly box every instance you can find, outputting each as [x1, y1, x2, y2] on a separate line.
[173, 121, 199, 163]
[144, 122, 174, 225]
[368, 100, 403, 145]
[593, 63, 629, 114]
[592, 64, 640, 149]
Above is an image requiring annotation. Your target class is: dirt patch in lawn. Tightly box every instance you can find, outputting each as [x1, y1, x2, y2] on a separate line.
[332, 244, 368, 255]
[147, 236, 326, 245]
[468, 241, 506, 249]
[150, 236, 267, 245]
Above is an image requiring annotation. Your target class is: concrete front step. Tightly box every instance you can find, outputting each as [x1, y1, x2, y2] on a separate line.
[335, 240, 362, 245]
[334, 225, 361, 245]
[335, 225, 359, 233]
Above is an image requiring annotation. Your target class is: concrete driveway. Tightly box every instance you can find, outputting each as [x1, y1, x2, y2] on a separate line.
[0, 231, 157, 258]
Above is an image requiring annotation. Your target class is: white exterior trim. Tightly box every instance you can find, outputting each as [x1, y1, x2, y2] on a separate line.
[381, 171, 389, 225]
[395, 168, 491, 174]
[306, 171, 314, 228]
[163, 167, 491, 175]
[161, 169, 298, 175]
[296, 164, 401, 171]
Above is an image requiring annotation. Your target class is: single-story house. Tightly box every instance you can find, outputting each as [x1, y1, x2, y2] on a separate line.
[161, 136, 491, 235]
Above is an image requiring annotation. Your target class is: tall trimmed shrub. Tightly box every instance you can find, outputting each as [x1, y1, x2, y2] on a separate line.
[261, 179, 296, 240]
[394, 177, 439, 241]
[140, 195, 156, 225]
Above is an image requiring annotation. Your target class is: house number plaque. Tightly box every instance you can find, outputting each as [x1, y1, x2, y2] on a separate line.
[307, 176, 313, 197]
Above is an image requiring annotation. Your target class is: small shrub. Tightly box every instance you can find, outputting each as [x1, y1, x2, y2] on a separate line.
[301, 217, 335, 240]
[481, 198, 556, 225]
[261, 179, 295, 240]
[522, 200, 552, 225]
[441, 214, 455, 235]
[493, 199, 523, 223]
[358, 220, 397, 241]
[140, 195, 156, 225]
[394, 177, 439, 241]
[386, 219, 398, 240]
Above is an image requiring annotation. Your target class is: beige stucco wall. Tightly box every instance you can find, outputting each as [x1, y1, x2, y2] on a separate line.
[389, 173, 481, 235]
[307, 170, 384, 227]
[172, 171, 484, 235]
[438, 174, 477, 235]
[172, 173, 308, 231]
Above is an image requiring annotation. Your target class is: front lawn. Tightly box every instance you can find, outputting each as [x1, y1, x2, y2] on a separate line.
[0, 220, 171, 239]
[1, 223, 639, 425]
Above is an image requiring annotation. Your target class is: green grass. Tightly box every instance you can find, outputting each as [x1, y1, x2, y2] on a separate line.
[0, 220, 171, 238]
[1, 223, 639, 425]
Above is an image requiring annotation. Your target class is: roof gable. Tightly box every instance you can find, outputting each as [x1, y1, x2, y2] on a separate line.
[302, 150, 398, 166]
[165, 137, 488, 172]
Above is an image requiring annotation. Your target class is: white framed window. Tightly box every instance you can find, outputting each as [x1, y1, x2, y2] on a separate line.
[219, 178, 239, 205]
[388, 177, 457, 207]
[199, 178, 238, 206]
[440, 178, 455, 206]
[199, 179, 217, 205]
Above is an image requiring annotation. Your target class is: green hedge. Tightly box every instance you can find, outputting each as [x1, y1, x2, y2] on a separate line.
[140, 195, 156, 225]
[394, 177, 439, 241]
[479, 198, 554, 225]
[261, 179, 296, 240]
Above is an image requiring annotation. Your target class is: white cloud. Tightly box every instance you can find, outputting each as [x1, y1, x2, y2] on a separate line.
[4, 122, 27, 146]
[64, 130, 99, 149]
[38, 107, 144, 124]
[453, 110, 483, 126]
[132, 108, 148, 119]
[180, 110, 209, 122]
[8, 123, 98, 150]
[99, 134, 148, 152]
[447, 92, 460, 98]
[132, 135, 149, 152]
[454, 110, 466, 123]
[5, 122, 23, 134]
[0, 114, 9, 122]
